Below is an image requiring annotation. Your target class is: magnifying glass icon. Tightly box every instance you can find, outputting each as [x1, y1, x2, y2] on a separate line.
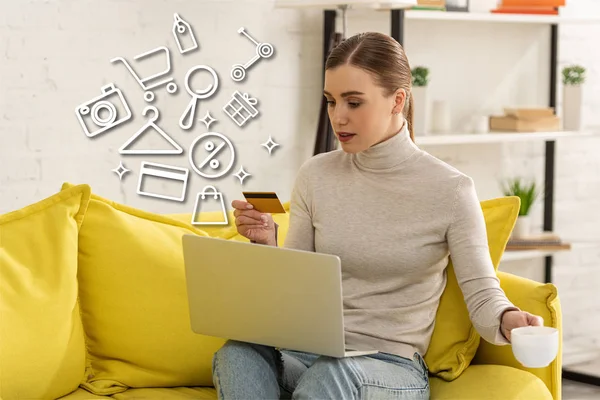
[179, 65, 219, 130]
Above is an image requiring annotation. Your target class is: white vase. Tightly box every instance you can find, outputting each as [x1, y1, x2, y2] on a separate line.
[431, 100, 452, 134]
[411, 86, 429, 136]
[563, 84, 583, 131]
[512, 216, 532, 239]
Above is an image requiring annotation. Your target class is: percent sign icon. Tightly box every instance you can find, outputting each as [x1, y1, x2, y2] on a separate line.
[189, 132, 236, 179]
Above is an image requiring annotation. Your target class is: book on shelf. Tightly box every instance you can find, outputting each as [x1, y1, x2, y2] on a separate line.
[489, 107, 561, 132]
[413, 0, 446, 10]
[500, 0, 565, 6]
[506, 231, 571, 251]
[492, 0, 565, 15]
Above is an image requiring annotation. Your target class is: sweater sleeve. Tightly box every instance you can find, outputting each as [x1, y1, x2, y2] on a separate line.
[446, 175, 518, 346]
[283, 164, 315, 252]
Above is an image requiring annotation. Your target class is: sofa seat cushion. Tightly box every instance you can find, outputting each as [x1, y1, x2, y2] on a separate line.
[430, 365, 552, 400]
[58, 387, 217, 399]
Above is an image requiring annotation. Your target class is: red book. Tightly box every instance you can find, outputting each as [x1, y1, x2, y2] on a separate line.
[500, 0, 565, 6]
[492, 7, 559, 15]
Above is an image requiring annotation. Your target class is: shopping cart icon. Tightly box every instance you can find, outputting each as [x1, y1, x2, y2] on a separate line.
[230, 27, 274, 82]
[111, 46, 178, 103]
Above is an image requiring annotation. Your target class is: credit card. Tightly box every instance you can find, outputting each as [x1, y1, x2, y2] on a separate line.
[242, 191, 286, 214]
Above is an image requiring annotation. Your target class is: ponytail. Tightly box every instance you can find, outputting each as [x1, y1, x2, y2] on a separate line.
[405, 90, 415, 143]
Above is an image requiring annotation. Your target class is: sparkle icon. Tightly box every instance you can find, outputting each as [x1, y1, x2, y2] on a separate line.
[261, 135, 280, 155]
[112, 161, 130, 181]
[233, 166, 251, 185]
[199, 111, 217, 130]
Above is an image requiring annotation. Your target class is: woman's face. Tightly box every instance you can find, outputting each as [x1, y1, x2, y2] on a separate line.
[323, 64, 404, 154]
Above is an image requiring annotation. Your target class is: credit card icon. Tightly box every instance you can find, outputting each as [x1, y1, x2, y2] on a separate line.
[137, 161, 189, 202]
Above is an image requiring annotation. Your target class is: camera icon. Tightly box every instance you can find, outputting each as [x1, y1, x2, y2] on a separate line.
[76, 83, 132, 138]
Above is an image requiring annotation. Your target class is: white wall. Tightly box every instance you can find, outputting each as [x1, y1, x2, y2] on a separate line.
[1, 0, 599, 365]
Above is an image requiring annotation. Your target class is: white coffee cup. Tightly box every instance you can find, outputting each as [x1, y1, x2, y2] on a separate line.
[511, 326, 559, 368]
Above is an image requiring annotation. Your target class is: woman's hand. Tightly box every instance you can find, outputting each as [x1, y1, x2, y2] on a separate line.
[231, 200, 277, 246]
[500, 310, 544, 342]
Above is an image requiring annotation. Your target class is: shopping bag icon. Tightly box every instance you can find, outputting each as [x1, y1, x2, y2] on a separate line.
[191, 186, 229, 225]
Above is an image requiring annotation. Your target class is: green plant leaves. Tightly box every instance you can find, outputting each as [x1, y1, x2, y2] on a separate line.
[412, 66, 429, 87]
[500, 177, 542, 216]
[562, 65, 586, 85]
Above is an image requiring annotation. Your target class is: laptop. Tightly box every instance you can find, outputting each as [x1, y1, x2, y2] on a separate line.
[182, 235, 378, 358]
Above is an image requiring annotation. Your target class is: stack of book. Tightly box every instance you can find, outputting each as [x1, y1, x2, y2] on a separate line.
[413, 0, 446, 11]
[489, 107, 561, 132]
[506, 231, 571, 251]
[492, 0, 566, 15]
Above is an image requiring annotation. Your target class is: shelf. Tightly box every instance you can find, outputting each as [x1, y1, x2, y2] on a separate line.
[501, 241, 600, 262]
[415, 130, 598, 146]
[405, 10, 600, 24]
[274, 0, 417, 9]
[502, 249, 564, 262]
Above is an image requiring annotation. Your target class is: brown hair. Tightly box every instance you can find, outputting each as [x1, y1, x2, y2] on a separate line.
[325, 32, 415, 142]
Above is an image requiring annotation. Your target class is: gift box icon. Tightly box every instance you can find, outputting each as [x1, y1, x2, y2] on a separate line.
[222, 91, 259, 127]
[191, 186, 229, 225]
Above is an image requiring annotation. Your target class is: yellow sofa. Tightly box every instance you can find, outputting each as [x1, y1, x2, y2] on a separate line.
[0, 185, 561, 400]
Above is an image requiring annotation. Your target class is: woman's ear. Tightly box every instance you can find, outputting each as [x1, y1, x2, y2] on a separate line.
[392, 88, 406, 115]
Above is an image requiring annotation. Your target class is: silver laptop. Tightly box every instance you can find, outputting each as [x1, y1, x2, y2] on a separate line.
[182, 235, 378, 358]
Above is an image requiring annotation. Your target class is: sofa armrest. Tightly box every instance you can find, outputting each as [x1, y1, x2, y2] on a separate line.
[472, 271, 562, 400]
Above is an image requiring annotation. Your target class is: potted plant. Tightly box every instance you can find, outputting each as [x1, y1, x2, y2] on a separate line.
[501, 177, 542, 238]
[411, 66, 430, 136]
[562, 64, 586, 131]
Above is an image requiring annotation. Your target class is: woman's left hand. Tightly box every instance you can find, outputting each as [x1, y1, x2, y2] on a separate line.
[500, 310, 544, 342]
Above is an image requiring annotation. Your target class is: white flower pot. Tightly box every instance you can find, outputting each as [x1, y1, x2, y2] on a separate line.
[512, 216, 532, 239]
[431, 100, 452, 134]
[411, 86, 429, 136]
[563, 84, 583, 131]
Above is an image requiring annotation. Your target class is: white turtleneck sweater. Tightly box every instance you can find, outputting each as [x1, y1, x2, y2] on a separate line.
[282, 125, 516, 359]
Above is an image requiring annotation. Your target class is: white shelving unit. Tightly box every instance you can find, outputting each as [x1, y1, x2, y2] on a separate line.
[404, 9, 600, 25]
[280, 1, 600, 383]
[416, 130, 598, 146]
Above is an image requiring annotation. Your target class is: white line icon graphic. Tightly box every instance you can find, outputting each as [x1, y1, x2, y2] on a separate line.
[112, 161, 130, 181]
[111, 46, 178, 103]
[233, 166, 251, 185]
[230, 27, 274, 82]
[191, 186, 229, 226]
[179, 65, 219, 130]
[76, 83, 132, 138]
[199, 111, 217, 130]
[261, 136, 280, 155]
[173, 13, 198, 55]
[119, 106, 183, 155]
[189, 132, 235, 179]
[223, 91, 259, 127]
[137, 161, 189, 202]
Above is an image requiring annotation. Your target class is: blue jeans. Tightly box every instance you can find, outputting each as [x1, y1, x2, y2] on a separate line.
[212, 340, 430, 399]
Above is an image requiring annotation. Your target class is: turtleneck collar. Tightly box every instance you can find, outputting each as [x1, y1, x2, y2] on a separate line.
[352, 122, 420, 170]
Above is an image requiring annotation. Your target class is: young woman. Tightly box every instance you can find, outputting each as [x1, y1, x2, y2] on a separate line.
[212, 32, 543, 400]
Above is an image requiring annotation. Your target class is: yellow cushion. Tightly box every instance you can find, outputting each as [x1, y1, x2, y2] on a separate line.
[60, 183, 227, 396]
[168, 210, 238, 239]
[424, 197, 520, 381]
[430, 365, 552, 399]
[58, 388, 112, 399]
[0, 184, 91, 400]
[111, 387, 216, 399]
[58, 387, 217, 400]
[473, 271, 562, 399]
